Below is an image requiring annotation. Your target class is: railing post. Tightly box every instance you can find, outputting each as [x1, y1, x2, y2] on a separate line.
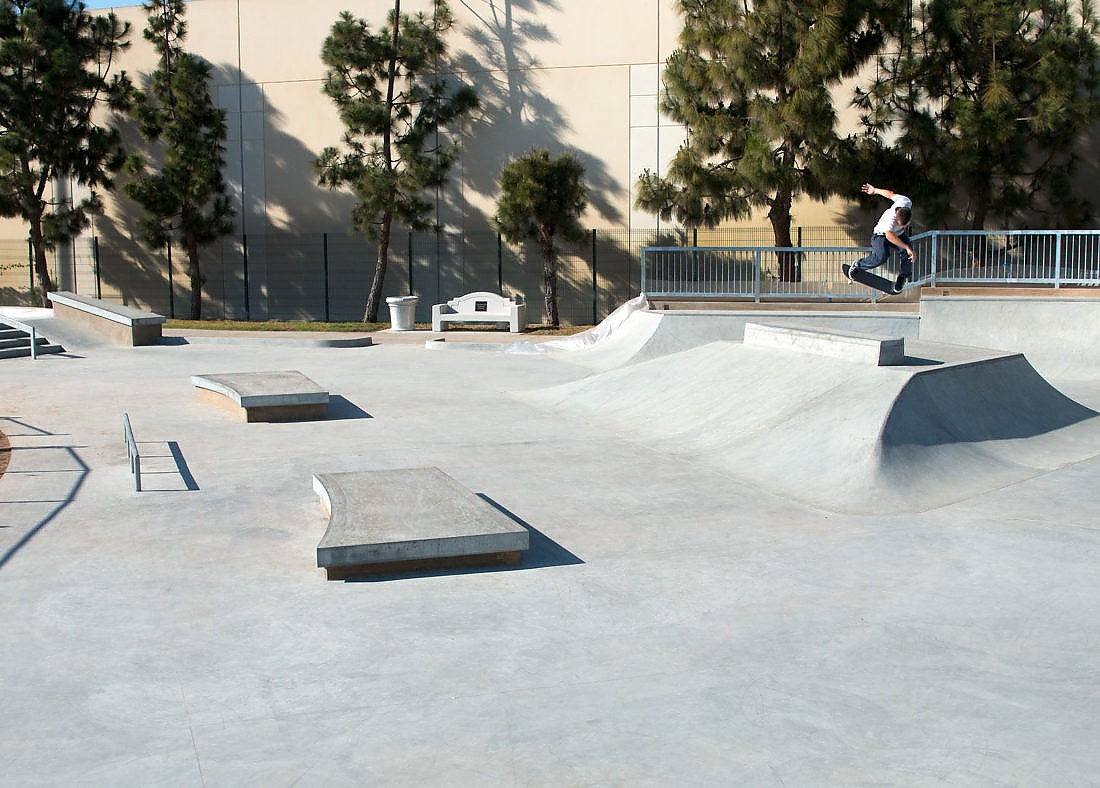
[930, 232, 938, 287]
[640, 248, 647, 295]
[1054, 231, 1062, 288]
[753, 250, 761, 302]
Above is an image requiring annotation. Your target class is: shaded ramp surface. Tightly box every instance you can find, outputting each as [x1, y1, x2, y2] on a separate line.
[517, 339, 1100, 514]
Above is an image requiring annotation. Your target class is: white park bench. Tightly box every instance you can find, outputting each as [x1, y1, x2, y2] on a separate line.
[432, 291, 526, 333]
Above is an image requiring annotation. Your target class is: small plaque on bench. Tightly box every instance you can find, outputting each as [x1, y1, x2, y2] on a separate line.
[475, 301, 488, 312]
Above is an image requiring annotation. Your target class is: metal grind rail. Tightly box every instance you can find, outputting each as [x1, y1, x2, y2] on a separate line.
[122, 413, 141, 492]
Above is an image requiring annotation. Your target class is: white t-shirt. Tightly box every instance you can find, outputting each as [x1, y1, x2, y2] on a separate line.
[873, 194, 913, 236]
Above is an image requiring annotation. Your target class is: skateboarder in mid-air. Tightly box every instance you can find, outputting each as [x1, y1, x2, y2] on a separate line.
[846, 183, 916, 294]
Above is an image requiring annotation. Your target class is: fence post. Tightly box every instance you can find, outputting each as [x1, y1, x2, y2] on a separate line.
[167, 241, 175, 318]
[27, 238, 35, 304]
[242, 234, 250, 320]
[497, 232, 504, 294]
[753, 250, 761, 302]
[591, 228, 598, 325]
[323, 233, 330, 322]
[640, 247, 647, 295]
[930, 232, 938, 287]
[407, 231, 414, 296]
[93, 236, 101, 299]
[1054, 231, 1062, 288]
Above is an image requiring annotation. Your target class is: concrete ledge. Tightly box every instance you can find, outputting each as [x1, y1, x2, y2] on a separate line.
[744, 321, 905, 365]
[314, 467, 530, 579]
[48, 291, 164, 346]
[192, 371, 328, 422]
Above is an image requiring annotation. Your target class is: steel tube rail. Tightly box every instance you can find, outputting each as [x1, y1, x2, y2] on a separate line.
[122, 412, 141, 492]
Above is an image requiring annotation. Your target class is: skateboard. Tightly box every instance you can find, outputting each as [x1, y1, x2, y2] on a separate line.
[843, 264, 901, 295]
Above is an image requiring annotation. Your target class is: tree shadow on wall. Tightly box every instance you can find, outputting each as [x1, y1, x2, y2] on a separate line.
[96, 64, 364, 320]
[440, 0, 628, 322]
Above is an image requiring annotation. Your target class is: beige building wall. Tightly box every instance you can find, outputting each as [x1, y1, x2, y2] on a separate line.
[16, 0, 1081, 316]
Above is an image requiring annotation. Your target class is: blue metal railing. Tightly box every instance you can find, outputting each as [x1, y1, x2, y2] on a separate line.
[641, 230, 1100, 300]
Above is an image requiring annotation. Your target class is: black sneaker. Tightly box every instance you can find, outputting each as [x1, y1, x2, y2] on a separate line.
[892, 274, 908, 294]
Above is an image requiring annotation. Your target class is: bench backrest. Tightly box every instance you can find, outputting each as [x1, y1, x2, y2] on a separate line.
[446, 291, 521, 314]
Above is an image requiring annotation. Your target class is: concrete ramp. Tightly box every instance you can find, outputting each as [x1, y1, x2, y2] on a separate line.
[553, 308, 920, 371]
[516, 339, 1100, 514]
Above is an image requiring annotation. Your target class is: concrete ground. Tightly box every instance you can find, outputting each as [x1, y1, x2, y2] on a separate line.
[1, 307, 1098, 786]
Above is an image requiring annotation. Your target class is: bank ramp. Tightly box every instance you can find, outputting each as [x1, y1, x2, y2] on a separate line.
[517, 332, 1100, 514]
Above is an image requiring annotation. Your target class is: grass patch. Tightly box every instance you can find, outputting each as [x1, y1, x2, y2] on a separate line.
[164, 318, 592, 336]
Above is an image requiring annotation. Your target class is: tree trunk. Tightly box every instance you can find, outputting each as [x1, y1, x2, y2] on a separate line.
[364, 213, 392, 323]
[768, 187, 801, 282]
[28, 214, 55, 306]
[539, 228, 559, 327]
[184, 233, 203, 320]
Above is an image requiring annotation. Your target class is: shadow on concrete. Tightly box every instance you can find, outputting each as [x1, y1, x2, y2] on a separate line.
[327, 395, 372, 421]
[342, 493, 582, 582]
[0, 441, 89, 572]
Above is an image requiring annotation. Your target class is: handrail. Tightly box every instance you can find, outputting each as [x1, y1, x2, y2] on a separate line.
[641, 229, 1100, 299]
[122, 412, 141, 492]
[0, 315, 39, 359]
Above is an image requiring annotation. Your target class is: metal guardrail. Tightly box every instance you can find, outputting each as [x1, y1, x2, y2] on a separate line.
[0, 315, 39, 358]
[122, 413, 141, 492]
[641, 230, 1100, 299]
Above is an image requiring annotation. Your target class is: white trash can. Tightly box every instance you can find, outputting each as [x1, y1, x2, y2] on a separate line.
[385, 295, 419, 331]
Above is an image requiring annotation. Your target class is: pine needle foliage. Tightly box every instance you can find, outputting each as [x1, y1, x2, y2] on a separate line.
[315, 0, 477, 322]
[854, 0, 1100, 228]
[0, 0, 132, 304]
[125, 0, 234, 319]
[494, 148, 588, 327]
[636, 0, 891, 279]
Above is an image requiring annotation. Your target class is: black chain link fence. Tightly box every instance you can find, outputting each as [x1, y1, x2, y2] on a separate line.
[0, 225, 863, 325]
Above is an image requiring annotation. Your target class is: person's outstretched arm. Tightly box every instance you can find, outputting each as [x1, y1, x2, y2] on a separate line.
[861, 183, 898, 200]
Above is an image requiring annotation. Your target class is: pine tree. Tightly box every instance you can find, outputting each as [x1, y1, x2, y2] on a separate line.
[636, 0, 891, 280]
[494, 149, 588, 327]
[0, 0, 132, 304]
[855, 0, 1100, 228]
[315, 0, 477, 323]
[125, 0, 234, 319]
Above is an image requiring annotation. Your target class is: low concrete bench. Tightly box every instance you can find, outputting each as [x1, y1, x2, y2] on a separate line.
[191, 370, 329, 422]
[432, 291, 526, 333]
[47, 291, 165, 346]
[314, 467, 530, 579]
[744, 321, 905, 366]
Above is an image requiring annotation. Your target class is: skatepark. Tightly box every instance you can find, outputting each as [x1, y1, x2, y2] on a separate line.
[2, 291, 1099, 784]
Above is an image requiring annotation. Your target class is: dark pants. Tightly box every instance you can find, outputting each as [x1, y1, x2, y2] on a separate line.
[855, 233, 912, 278]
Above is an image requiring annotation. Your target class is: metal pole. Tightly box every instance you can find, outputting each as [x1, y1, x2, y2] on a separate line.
[323, 233, 330, 322]
[167, 242, 175, 318]
[242, 234, 250, 320]
[93, 237, 102, 299]
[497, 232, 503, 294]
[27, 238, 34, 303]
[1054, 231, 1062, 288]
[408, 231, 414, 295]
[590, 228, 597, 325]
